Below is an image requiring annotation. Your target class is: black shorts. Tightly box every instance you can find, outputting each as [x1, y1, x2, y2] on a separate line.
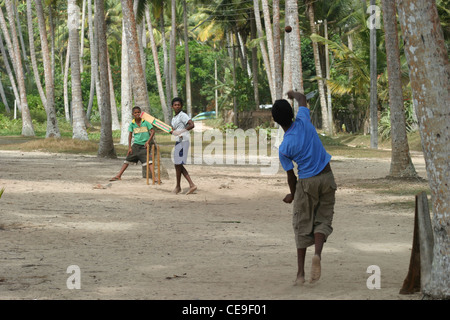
[124, 144, 152, 165]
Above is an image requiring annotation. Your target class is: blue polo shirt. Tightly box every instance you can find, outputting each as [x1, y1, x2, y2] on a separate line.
[278, 106, 331, 179]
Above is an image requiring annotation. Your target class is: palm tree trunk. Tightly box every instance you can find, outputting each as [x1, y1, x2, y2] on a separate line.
[26, 0, 47, 107]
[145, 5, 170, 123]
[107, 49, 120, 131]
[4, 0, 34, 136]
[95, 0, 116, 158]
[369, 0, 378, 148]
[79, 0, 86, 73]
[261, 0, 276, 98]
[286, 0, 303, 114]
[120, 21, 132, 145]
[86, 0, 95, 121]
[272, 0, 282, 100]
[64, 45, 70, 121]
[396, 0, 450, 299]
[250, 11, 259, 109]
[14, 1, 30, 76]
[381, 0, 416, 178]
[35, 0, 60, 138]
[170, 0, 177, 98]
[121, 0, 150, 112]
[253, 0, 274, 102]
[306, 0, 330, 134]
[160, 3, 171, 112]
[183, 0, 192, 116]
[68, 0, 88, 140]
[0, 31, 20, 112]
[0, 79, 9, 112]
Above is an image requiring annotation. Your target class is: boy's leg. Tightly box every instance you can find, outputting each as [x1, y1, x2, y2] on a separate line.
[111, 163, 129, 180]
[295, 248, 307, 285]
[181, 166, 197, 194]
[310, 232, 325, 283]
[173, 164, 182, 194]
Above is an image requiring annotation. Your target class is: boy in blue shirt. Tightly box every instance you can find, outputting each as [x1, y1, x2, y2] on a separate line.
[272, 91, 337, 285]
[110, 106, 155, 181]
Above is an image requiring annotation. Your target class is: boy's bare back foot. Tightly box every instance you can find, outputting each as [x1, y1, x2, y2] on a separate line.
[310, 255, 321, 283]
[185, 185, 197, 195]
[293, 275, 305, 286]
[173, 186, 181, 194]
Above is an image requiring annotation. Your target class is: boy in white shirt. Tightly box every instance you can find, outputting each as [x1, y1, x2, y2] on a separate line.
[170, 97, 197, 195]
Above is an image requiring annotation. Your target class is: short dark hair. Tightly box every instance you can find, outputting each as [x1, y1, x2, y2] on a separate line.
[132, 106, 141, 112]
[172, 97, 183, 106]
[272, 99, 294, 127]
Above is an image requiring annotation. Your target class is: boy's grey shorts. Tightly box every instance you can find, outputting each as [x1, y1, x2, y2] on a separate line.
[124, 144, 152, 165]
[292, 170, 337, 249]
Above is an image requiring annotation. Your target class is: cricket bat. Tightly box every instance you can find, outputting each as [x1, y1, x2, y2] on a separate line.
[140, 111, 172, 133]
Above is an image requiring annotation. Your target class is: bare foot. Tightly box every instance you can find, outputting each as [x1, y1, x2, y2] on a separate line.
[293, 275, 305, 286]
[185, 185, 197, 195]
[172, 187, 181, 194]
[310, 255, 321, 283]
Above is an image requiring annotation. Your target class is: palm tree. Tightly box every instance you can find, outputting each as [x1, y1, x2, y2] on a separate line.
[144, 3, 170, 123]
[183, 0, 192, 116]
[369, 0, 378, 148]
[68, 0, 88, 140]
[305, 0, 330, 135]
[381, 0, 416, 178]
[35, 0, 61, 138]
[396, 0, 450, 300]
[121, 0, 150, 112]
[3, 1, 34, 136]
[170, 0, 177, 98]
[96, 0, 116, 158]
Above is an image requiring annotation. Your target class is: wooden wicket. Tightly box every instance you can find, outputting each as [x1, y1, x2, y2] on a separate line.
[151, 144, 161, 185]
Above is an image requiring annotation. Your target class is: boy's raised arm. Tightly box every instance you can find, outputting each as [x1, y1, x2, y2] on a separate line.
[287, 90, 307, 108]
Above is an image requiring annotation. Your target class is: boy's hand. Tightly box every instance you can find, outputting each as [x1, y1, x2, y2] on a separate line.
[283, 194, 294, 203]
[127, 146, 132, 156]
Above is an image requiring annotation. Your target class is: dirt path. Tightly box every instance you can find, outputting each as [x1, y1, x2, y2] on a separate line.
[0, 148, 428, 300]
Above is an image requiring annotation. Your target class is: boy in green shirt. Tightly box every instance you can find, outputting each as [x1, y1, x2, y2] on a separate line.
[110, 106, 155, 181]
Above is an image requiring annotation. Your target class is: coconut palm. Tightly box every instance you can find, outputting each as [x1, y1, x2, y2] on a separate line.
[381, 0, 416, 178]
[35, 0, 61, 138]
[68, 0, 88, 140]
[96, 0, 116, 158]
[3, 0, 34, 136]
[396, 0, 450, 300]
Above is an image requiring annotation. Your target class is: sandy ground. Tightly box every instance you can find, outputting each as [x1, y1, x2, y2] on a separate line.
[0, 145, 429, 300]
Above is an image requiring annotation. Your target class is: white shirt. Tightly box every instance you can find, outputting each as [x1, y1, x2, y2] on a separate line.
[171, 111, 191, 142]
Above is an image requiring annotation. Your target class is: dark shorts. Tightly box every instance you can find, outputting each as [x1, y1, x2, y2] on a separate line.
[124, 144, 152, 166]
[292, 165, 337, 248]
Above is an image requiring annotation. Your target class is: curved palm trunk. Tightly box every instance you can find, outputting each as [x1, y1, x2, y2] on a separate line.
[396, 0, 450, 300]
[0, 80, 9, 113]
[4, 0, 34, 136]
[35, 0, 60, 138]
[160, 4, 172, 113]
[26, 0, 47, 107]
[0, 29, 21, 112]
[68, 0, 88, 140]
[145, 6, 169, 123]
[381, 0, 416, 178]
[253, 0, 274, 102]
[261, 0, 275, 95]
[95, 0, 116, 158]
[369, 0, 378, 148]
[306, 0, 330, 134]
[121, 0, 150, 112]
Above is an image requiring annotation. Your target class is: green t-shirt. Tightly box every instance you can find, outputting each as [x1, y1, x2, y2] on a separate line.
[128, 119, 153, 145]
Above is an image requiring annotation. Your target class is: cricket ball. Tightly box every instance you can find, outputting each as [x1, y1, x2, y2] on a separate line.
[285, 25, 292, 33]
